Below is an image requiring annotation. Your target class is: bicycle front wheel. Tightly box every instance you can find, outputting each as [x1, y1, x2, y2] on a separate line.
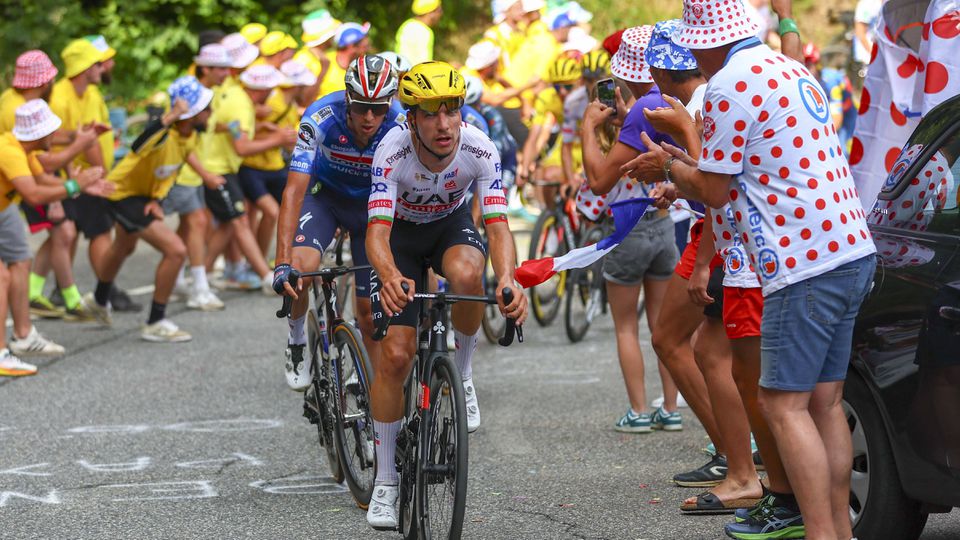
[305, 309, 343, 483]
[528, 212, 565, 326]
[331, 322, 376, 507]
[416, 353, 468, 540]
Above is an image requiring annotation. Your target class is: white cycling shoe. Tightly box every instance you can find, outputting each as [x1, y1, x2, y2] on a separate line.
[464, 378, 481, 433]
[366, 484, 399, 530]
[285, 344, 312, 391]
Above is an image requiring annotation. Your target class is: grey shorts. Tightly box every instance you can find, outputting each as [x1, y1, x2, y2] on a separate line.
[0, 205, 32, 264]
[162, 184, 205, 216]
[602, 214, 679, 286]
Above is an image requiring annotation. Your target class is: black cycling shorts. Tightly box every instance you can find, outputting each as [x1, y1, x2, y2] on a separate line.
[110, 196, 157, 233]
[203, 173, 246, 223]
[370, 205, 486, 329]
[63, 194, 114, 239]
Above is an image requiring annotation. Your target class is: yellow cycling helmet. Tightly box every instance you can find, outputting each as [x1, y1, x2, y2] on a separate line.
[547, 56, 582, 84]
[398, 61, 466, 112]
[581, 50, 610, 79]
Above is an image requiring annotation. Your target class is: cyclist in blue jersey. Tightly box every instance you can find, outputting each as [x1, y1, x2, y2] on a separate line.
[460, 102, 490, 137]
[273, 55, 403, 390]
[464, 75, 518, 187]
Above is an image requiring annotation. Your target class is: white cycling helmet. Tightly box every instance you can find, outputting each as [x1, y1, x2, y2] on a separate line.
[344, 54, 398, 102]
[463, 74, 484, 106]
[379, 51, 413, 75]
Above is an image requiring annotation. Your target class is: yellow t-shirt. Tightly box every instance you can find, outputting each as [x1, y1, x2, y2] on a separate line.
[532, 87, 564, 127]
[503, 20, 558, 97]
[461, 67, 521, 110]
[0, 132, 41, 212]
[395, 19, 433, 66]
[243, 90, 297, 171]
[107, 121, 197, 201]
[0, 88, 26, 134]
[48, 78, 115, 170]
[319, 51, 347, 99]
[483, 22, 524, 69]
[198, 83, 256, 176]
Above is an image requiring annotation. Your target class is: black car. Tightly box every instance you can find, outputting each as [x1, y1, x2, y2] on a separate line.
[847, 93, 960, 539]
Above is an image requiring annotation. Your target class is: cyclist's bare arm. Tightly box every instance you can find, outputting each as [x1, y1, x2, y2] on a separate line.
[276, 170, 310, 268]
[485, 220, 527, 324]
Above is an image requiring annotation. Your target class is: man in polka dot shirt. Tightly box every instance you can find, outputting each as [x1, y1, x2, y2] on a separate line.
[624, 1, 878, 539]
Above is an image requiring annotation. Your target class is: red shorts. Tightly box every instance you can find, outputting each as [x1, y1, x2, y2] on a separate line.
[675, 218, 722, 280]
[722, 286, 763, 339]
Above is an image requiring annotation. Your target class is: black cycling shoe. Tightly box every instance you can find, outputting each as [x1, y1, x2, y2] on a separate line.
[109, 285, 143, 312]
[673, 453, 727, 487]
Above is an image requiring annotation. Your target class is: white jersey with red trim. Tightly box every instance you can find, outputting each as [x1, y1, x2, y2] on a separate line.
[367, 123, 508, 226]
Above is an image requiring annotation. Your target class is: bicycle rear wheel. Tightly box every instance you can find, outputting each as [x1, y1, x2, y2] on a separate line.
[528, 212, 565, 326]
[416, 353, 468, 540]
[564, 226, 605, 343]
[305, 308, 343, 483]
[331, 322, 376, 507]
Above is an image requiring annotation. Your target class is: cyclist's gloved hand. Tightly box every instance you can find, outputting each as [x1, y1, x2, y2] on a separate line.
[273, 264, 296, 295]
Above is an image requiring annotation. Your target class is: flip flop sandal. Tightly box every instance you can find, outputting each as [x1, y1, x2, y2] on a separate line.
[680, 491, 762, 515]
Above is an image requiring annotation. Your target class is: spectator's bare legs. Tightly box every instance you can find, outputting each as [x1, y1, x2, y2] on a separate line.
[8, 260, 32, 339]
[607, 281, 648, 411]
[0, 261, 9, 350]
[254, 194, 279, 258]
[138, 221, 188, 304]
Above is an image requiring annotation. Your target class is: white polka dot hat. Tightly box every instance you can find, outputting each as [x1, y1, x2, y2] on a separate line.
[673, 0, 760, 50]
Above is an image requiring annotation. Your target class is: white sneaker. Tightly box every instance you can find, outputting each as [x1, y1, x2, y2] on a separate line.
[10, 326, 65, 358]
[0, 348, 37, 377]
[285, 344, 312, 391]
[366, 484, 399, 530]
[171, 280, 190, 302]
[82, 292, 112, 326]
[463, 377, 481, 433]
[187, 289, 225, 311]
[261, 274, 275, 296]
[141, 319, 192, 343]
[651, 394, 689, 409]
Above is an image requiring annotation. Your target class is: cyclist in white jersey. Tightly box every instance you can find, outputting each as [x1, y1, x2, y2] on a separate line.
[364, 61, 527, 530]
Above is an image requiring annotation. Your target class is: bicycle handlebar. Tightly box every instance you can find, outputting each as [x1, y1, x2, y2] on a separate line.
[274, 265, 373, 319]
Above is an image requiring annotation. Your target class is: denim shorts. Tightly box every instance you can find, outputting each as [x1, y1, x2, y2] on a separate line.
[759, 254, 876, 391]
[602, 213, 678, 286]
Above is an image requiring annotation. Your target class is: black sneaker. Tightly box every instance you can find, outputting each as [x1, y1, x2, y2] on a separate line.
[673, 454, 727, 487]
[724, 494, 805, 539]
[109, 285, 143, 312]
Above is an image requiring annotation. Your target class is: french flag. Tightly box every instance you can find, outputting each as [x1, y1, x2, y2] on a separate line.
[515, 197, 655, 288]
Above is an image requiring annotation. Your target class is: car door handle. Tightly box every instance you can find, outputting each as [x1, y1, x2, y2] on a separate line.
[938, 306, 960, 321]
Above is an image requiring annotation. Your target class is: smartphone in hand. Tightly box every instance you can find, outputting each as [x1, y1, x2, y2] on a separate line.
[596, 78, 617, 111]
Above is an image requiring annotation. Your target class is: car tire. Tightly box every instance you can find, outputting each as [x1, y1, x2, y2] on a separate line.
[844, 371, 928, 540]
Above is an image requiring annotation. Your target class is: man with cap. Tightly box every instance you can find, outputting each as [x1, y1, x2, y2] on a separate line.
[395, 0, 443, 66]
[239, 60, 318, 261]
[85, 35, 116, 85]
[503, 0, 560, 91]
[462, 39, 535, 148]
[0, 100, 112, 370]
[317, 22, 371, 99]
[296, 11, 341, 95]
[240, 23, 268, 46]
[623, 1, 873, 538]
[258, 31, 298, 68]
[579, 25, 686, 448]
[199, 64, 296, 294]
[165, 43, 233, 311]
[0, 50, 102, 321]
[86, 79, 214, 342]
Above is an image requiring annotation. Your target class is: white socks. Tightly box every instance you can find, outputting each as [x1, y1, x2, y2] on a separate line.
[373, 420, 401, 485]
[454, 329, 478, 381]
[288, 315, 306, 346]
[190, 266, 209, 293]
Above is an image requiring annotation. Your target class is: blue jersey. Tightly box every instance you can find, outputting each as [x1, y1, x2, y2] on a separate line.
[290, 91, 406, 199]
[476, 102, 517, 177]
[461, 105, 490, 137]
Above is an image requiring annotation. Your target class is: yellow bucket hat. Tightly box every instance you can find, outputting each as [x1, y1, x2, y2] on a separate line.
[412, 0, 441, 15]
[85, 35, 116, 62]
[240, 22, 268, 44]
[260, 31, 298, 56]
[62, 39, 102, 78]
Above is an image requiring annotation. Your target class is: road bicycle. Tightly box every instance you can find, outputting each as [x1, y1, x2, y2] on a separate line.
[564, 221, 609, 343]
[527, 181, 582, 327]
[373, 278, 520, 539]
[276, 263, 376, 507]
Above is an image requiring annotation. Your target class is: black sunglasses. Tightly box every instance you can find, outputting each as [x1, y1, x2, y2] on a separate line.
[349, 101, 391, 116]
[554, 83, 574, 93]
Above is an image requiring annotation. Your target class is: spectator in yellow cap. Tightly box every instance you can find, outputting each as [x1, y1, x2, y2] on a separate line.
[297, 15, 341, 101]
[240, 23, 268, 45]
[259, 31, 298, 68]
[395, 0, 442, 65]
[85, 35, 116, 85]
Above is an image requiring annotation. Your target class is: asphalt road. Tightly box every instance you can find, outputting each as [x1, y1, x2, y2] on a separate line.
[2, 230, 959, 539]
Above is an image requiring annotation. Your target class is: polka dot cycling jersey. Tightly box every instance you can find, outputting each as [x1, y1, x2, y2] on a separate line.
[367, 123, 507, 226]
[698, 43, 876, 296]
[712, 204, 761, 288]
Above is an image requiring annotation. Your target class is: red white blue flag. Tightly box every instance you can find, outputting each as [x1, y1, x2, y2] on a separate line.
[515, 197, 654, 288]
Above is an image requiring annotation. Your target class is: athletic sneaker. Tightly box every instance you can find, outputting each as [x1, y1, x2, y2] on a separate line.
[463, 377, 481, 433]
[725, 494, 805, 539]
[82, 292, 112, 326]
[9, 326, 65, 358]
[651, 406, 683, 431]
[237, 269, 263, 290]
[706, 433, 758, 456]
[187, 289, 225, 311]
[29, 296, 64, 319]
[171, 280, 191, 302]
[110, 286, 142, 312]
[367, 484, 399, 530]
[285, 344, 312, 391]
[650, 394, 689, 408]
[141, 319, 192, 343]
[0, 349, 37, 377]
[673, 454, 727, 487]
[260, 275, 275, 296]
[614, 409, 651, 433]
[64, 297, 98, 322]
